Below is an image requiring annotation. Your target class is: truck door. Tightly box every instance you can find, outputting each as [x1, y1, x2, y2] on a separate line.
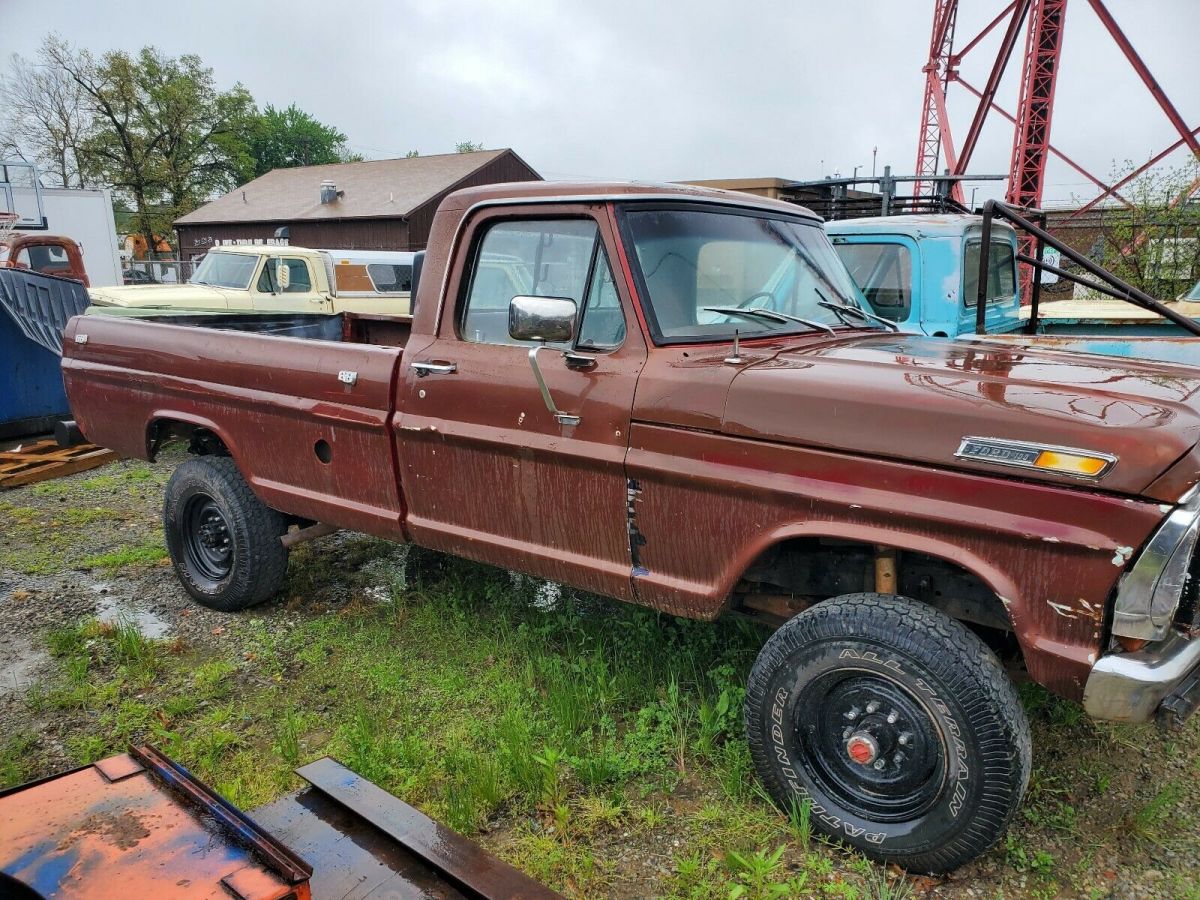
[396, 206, 645, 601]
[253, 257, 331, 312]
[959, 233, 1021, 335]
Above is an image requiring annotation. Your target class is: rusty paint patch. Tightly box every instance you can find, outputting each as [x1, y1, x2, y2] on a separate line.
[626, 478, 646, 574]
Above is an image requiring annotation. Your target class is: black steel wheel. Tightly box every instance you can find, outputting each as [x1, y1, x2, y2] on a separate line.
[163, 457, 288, 611]
[181, 496, 234, 587]
[745, 593, 1031, 875]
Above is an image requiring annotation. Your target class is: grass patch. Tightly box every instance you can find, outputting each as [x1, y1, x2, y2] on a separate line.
[21, 548, 771, 893]
[80, 539, 168, 571]
[0, 733, 40, 789]
[12, 537, 1200, 895]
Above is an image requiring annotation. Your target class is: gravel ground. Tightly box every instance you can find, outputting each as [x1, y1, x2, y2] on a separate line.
[1, 450, 1198, 898]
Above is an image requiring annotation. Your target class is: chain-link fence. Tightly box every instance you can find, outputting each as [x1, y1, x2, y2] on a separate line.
[120, 257, 198, 285]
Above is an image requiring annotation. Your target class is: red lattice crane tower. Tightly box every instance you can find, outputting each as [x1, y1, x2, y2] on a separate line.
[912, 0, 1199, 297]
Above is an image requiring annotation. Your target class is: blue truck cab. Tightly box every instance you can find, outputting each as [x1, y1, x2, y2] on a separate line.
[828, 214, 1024, 337]
[827, 214, 1199, 366]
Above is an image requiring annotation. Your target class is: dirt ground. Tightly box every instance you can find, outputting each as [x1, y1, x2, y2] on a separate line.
[1, 449, 1198, 899]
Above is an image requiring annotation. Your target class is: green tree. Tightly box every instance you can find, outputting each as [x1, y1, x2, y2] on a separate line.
[246, 103, 359, 178]
[1080, 160, 1200, 301]
[45, 37, 254, 253]
[455, 141, 484, 153]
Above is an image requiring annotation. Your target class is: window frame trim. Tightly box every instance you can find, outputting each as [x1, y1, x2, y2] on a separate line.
[455, 213, 626, 353]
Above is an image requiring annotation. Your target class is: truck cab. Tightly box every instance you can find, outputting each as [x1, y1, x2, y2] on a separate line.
[0, 233, 90, 286]
[87, 245, 413, 316]
[827, 214, 1022, 337]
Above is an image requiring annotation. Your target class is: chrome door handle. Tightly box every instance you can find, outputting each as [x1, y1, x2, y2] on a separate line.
[411, 360, 457, 377]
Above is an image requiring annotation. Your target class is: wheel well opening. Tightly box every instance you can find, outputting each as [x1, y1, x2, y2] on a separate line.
[733, 537, 1022, 666]
[148, 419, 230, 460]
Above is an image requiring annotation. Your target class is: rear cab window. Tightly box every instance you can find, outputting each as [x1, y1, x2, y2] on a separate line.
[460, 218, 626, 350]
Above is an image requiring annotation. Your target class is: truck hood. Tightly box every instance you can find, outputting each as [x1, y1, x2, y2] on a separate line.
[87, 283, 241, 309]
[720, 332, 1200, 497]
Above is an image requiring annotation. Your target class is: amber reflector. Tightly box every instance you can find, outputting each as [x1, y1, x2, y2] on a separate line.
[1034, 450, 1109, 477]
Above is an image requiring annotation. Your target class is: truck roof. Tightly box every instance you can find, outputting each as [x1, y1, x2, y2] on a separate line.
[826, 213, 1015, 238]
[204, 244, 322, 257]
[442, 180, 822, 222]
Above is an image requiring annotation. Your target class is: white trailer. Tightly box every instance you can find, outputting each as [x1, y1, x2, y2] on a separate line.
[1, 162, 122, 287]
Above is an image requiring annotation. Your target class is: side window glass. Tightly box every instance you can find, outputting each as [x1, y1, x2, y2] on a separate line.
[990, 242, 1016, 298]
[577, 250, 626, 350]
[964, 240, 1016, 307]
[258, 258, 314, 294]
[833, 242, 913, 319]
[282, 258, 311, 293]
[367, 263, 413, 292]
[256, 260, 275, 293]
[462, 219, 598, 346]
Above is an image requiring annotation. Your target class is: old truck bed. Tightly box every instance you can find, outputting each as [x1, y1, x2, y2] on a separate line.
[62, 313, 411, 539]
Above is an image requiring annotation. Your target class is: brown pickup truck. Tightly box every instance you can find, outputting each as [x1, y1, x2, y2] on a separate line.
[61, 181, 1200, 874]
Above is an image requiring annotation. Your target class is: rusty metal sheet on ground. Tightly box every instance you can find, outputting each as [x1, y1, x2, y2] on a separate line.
[251, 757, 563, 900]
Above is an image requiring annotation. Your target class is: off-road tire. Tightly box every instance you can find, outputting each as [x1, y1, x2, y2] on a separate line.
[163, 457, 288, 612]
[745, 593, 1031, 874]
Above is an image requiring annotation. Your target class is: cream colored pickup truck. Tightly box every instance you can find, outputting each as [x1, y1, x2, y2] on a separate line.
[88, 245, 413, 316]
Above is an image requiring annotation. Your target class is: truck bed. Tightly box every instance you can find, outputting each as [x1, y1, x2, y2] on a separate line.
[62, 313, 412, 539]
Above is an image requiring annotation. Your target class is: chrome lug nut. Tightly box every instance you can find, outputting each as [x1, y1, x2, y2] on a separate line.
[865, 701, 880, 714]
[873, 759, 886, 770]
[886, 710, 899, 724]
[845, 706, 860, 721]
[898, 732, 912, 747]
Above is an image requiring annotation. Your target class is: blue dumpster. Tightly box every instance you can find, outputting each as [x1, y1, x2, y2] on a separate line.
[0, 268, 91, 439]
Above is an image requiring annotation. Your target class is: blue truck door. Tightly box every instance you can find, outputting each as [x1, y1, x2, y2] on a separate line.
[959, 233, 1022, 337]
[829, 234, 920, 330]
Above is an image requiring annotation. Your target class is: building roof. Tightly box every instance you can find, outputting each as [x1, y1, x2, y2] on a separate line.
[176, 149, 536, 226]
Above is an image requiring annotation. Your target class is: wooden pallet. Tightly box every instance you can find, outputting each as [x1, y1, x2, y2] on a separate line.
[0, 440, 118, 489]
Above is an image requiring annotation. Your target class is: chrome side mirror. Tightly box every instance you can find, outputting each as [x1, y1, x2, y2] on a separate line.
[507, 295, 581, 427]
[508, 295, 577, 344]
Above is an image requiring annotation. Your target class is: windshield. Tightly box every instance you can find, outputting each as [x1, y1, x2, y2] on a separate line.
[622, 207, 866, 343]
[189, 252, 258, 290]
[1186, 279, 1200, 302]
[834, 241, 913, 320]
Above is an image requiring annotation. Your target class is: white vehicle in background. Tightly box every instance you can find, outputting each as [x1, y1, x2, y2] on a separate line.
[87, 245, 415, 316]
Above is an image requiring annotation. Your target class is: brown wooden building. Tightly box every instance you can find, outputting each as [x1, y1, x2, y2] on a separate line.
[174, 149, 540, 262]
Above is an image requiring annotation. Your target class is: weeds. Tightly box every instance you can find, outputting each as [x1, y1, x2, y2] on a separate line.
[1130, 784, 1183, 841]
[725, 845, 794, 899]
[786, 793, 813, 848]
[0, 733, 39, 788]
[80, 540, 168, 571]
[274, 706, 303, 766]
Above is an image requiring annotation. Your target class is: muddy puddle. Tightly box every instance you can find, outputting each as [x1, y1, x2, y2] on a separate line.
[91, 583, 171, 639]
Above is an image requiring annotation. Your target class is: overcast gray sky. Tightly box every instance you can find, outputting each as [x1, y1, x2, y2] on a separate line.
[1, 0, 1195, 204]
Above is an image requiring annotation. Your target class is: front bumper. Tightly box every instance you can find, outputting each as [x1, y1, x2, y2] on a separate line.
[1083, 630, 1200, 728]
